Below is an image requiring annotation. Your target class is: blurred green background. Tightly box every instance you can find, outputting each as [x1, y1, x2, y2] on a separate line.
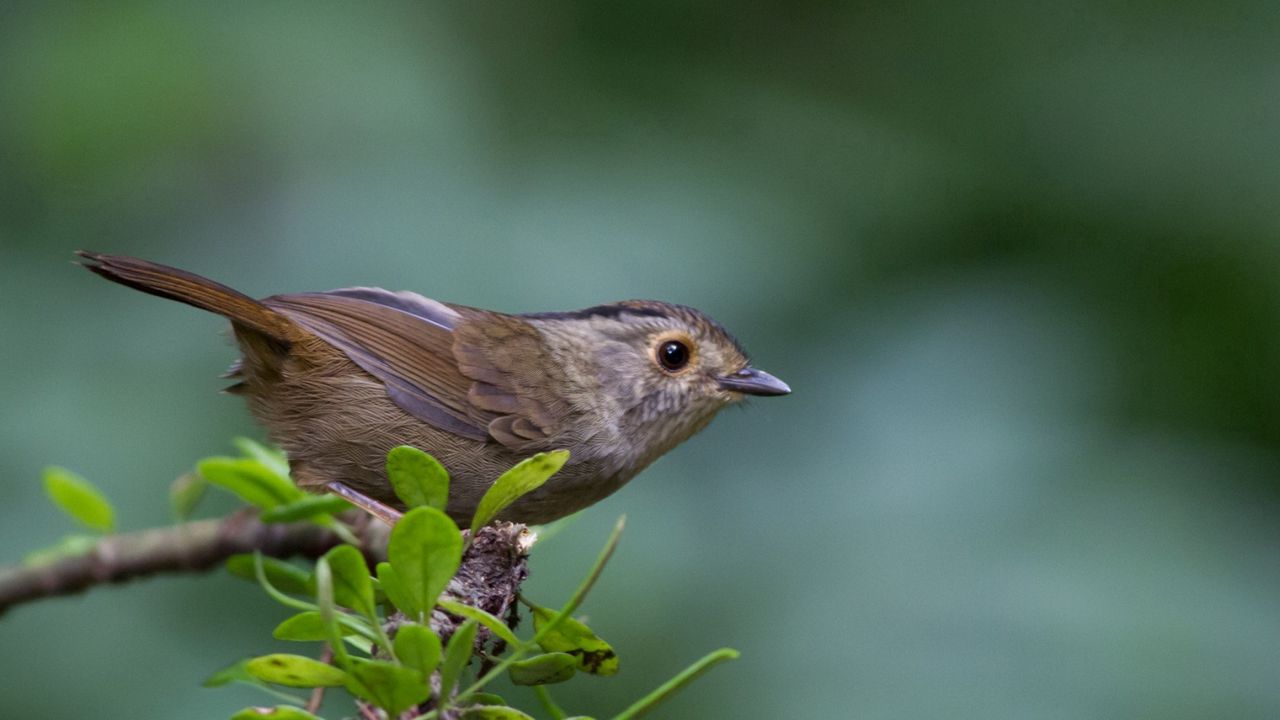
[3, 2, 1279, 718]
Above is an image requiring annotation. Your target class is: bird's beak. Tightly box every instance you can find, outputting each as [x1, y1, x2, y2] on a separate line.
[718, 367, 791, 396]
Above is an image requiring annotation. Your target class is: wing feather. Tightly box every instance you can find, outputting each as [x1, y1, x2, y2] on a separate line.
[265, 291, 494, 440]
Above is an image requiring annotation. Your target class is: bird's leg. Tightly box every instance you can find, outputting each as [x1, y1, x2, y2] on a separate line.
[326, 481, 403, 526]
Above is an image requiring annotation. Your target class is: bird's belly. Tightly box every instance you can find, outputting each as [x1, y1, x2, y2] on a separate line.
[240, 351, 631, 525]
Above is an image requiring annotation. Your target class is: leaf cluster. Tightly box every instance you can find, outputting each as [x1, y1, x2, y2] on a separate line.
[28, 441, 738, 719]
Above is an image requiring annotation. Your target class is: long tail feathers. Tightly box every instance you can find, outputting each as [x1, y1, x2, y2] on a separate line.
[76, 251, 296, 341]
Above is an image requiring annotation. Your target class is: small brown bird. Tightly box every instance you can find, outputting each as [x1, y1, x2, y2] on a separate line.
[78, 252, 789, 524]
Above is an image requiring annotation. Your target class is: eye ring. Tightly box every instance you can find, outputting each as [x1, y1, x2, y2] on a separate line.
[657, 339, 691, 372]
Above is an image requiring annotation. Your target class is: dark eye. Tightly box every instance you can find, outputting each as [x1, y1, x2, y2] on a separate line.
[658, 340, 690, 371]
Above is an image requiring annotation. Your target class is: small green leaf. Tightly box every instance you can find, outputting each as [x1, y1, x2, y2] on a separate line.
[321, 545, 376, 618]
[170, 472, 207, 521]
[314, 556, 350, 667]
[471, 693, 508, 706]
[43, 466, 115, 532]
[375, 562, 415, 615]
[439, 619, 478, 703]
[344, 658, 430, 716]
[460, 707, 535, 719]
[22, 534, 98, 567]
[531, 605, 619, 676]
[611, 648, 740, 720]
[394, 623, 442, 677]
[386, 445, 450, 511]
[245, 654, 347, 688]
[229, 706, 322, 720]
[259, 495, 354, 523]
[437, 599, 521, 647]
[199, 457, 302, 509]
[226, 554, 314, 596]
[233, 436, 292, 480]
[470, 451, 569, 534]
[387, 507, 462, 619]
[507, 653, 577, 686]
[272, 612, 330, 642]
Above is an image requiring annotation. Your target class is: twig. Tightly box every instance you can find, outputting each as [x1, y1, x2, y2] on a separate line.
[0, 509, 388, 616]
[307, 644, 335, 713]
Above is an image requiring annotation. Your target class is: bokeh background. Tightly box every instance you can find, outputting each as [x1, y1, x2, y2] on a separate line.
[3, 3, 1279, 718]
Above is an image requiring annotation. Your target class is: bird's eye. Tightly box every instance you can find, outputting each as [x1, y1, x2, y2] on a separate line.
[657, 340, 690, 372]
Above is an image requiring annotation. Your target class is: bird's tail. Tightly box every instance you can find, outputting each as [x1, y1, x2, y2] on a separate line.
[76, 251, 298, 342]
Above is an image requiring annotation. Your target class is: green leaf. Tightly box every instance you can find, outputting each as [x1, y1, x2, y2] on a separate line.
[471, 693, 508, 706]
[272, 612, 330, 642]
[386, 445, 450, 511]
[321, 545, 376, 618]
[226, 554, 314, 596]
[387, 506, 462, 619]
[170, 472, 207, 521]
[245, 654, 347, 688]
[205, 660, 310, 706]
[344, 658, 430, 716]
[259, 495, 354, 523]
[611, 648, 740, 720]
[470, 451, 569, 534]
[460, 707, 535, 719]
[437, 599, 521, 647]
[531, 605, 619, 676]
[314, 555, 350, 667]
[199, 457, 302, 509]
[394, 623, 442, 677]
[439, 619, 478, 704]
[233, 436, 292, 480]
[375, 562, 415, 615]
[507, 653, 577, 686]
[229, 706, 322, 720]
[43, 466, 115, 532]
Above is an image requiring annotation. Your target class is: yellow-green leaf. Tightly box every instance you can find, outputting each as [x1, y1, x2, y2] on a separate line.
[321, 545, 375, 618]
[470, 450, 569, 534]
[199, 457, 302, 509]
[394, 623, 442, 678]
[272, 612, 329, 642]
[232, 437, 292, 479]
[375, 562, 414, 615]
[43, 466, 115, 532]
[387, 507, 462, 619]
[531, 605, 619, 676]
[507, 652, 577, 686]
[259, 495, 353, 523]
[439, 619, 478, 702]
[344, 658, 430, 716]
[387, 445, 450, 511]
[245, 654, 347, 688]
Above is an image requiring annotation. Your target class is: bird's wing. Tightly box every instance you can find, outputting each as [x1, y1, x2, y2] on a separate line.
[451, 309, 570, 451]
[264, 289, 495, 440]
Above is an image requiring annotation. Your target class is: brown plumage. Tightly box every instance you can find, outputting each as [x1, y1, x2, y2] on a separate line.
[78, 251, 790, 524]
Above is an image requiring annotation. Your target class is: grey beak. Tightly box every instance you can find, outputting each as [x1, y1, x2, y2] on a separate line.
[718, 367, 791, 396]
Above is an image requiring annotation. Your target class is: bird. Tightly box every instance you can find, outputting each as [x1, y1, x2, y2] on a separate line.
[77, 251, 790, 525]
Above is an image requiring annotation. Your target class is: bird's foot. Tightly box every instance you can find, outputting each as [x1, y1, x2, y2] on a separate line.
[326, 482, 403, 526]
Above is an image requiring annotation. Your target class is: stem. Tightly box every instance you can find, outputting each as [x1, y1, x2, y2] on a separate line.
[611, 648, 740, 720]
[534, 685, 567, 720]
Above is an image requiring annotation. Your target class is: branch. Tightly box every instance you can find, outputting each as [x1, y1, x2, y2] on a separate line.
[0, 509, 388, 616]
